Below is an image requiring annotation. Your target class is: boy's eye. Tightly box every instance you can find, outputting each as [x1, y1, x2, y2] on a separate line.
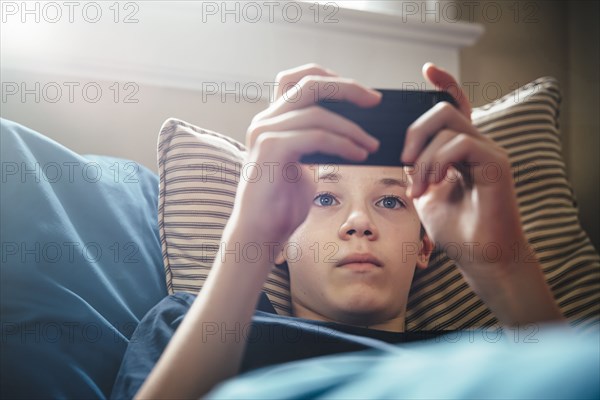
[314, 193, 338, 207]
[376, 196, 405, 209]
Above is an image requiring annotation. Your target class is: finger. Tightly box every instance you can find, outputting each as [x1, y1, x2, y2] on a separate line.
[422, 62, 472, 120]
[264, 76, 382, 119]
[401, 101, 479, 164]
[247, 105, 380, 151]
[255, 129, 371, 163]
[274, 63, 339, 102]
[409, 133, 506, 198]
[430, 166, 464, 201]
[406, 129, 459, 197]
[412, 166, 462, 213]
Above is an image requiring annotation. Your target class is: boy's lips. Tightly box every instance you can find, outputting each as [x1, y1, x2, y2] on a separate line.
[336, 253, 383, 268]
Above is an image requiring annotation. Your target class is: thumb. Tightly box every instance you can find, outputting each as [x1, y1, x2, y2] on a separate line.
[422, 62, 472, 121]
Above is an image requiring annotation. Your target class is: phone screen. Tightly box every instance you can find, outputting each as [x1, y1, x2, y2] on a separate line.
[300, 89, 458, 167]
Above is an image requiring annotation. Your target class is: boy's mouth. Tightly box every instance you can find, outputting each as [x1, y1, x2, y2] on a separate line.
[336, 253, 383, 268]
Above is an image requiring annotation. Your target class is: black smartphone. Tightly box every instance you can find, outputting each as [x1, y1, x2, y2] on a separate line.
[300, 89, 458, 166]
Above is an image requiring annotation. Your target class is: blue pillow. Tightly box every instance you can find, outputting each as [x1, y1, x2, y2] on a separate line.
[0, 119, 167, 399]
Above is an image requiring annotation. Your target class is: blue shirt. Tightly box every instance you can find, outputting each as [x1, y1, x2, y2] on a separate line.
[110, 291, 444, 399]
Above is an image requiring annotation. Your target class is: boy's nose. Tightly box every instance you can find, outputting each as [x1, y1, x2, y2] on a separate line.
[339, 211, 378, 241]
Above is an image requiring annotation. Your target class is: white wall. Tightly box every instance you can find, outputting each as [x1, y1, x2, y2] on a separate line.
[1, 68, 265, 171]
[1, 1, 481, 171]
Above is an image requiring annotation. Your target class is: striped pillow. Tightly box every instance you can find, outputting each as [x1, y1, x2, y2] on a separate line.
[158, 77, 600, 331]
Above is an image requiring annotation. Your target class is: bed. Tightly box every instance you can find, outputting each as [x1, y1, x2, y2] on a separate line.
[1, 76, 599, 399]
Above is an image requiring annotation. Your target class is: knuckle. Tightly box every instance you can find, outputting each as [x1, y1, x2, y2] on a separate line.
[479, 136, 509, 162]
[245, 128, 258, 147]
[303, 63, 327, 75]
[245, 125, 255, 139]
[312, 128, 327, 140]
[405, 125, 418, 140]
[455, 132, 472, 145]
[297, 75, 318, 88]
[438, 101, 455, 113]
[302, 63, 325, 74]
[254, 132, 279, 151]
[306, 105, 327, 119]
[248, 117, 259, 131]
[245, 122, 261, 139]
[306, 62, 323, 70]
[246, 118, 269, 144]
[312, 129, 331, 143]
[275, 70, 289, 83]
[276, 63, 327, 84]
[439, 129, 455, 140]
[250, 109, 267, 125]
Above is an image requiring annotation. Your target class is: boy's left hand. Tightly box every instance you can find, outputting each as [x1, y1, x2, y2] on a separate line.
[402, 63, 531, 279]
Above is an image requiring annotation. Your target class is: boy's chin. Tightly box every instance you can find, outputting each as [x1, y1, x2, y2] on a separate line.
[330, 294, 391, 318]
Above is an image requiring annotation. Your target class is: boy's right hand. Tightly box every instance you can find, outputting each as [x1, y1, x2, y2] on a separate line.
[226, 63, 381, 249]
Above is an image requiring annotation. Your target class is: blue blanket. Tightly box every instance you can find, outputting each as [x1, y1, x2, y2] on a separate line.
[207, 325, 599, 399]
[2, 119, 599, 399]
[1, 119, 167, 399]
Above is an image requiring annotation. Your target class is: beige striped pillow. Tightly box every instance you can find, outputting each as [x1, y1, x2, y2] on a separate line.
[158, 77, 600, 331]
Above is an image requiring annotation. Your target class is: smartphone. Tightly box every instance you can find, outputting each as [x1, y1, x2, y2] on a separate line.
[300, 89, 458, 166]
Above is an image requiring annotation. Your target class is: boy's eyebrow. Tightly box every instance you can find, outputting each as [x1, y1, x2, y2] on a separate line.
[316, 172, 407, 188]
[317, 171, 341, 182]
[378, 177, 408, 188]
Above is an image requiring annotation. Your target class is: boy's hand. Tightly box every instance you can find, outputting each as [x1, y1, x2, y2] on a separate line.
[402, 63, 530, 279]
[228, 63, 382, 249]
[404, 63, 563, 326]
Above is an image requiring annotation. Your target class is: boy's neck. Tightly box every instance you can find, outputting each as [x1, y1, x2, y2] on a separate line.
[291, 301, 406, 333]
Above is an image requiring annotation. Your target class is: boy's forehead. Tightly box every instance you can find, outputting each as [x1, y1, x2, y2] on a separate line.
[316, 165, 408, 186]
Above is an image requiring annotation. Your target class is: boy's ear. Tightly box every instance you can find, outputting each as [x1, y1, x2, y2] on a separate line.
[416, 233, 434, 270]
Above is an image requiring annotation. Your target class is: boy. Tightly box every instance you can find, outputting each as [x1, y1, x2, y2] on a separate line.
[111, 63, 564, 399]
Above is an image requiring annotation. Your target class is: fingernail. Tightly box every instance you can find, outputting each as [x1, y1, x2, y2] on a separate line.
[370, 89, 382, 97]
[369, 137, 380, 151]
[401, 146, 411, 163]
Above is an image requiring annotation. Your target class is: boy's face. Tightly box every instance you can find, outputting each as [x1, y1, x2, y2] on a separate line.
[276, 165, 432, 331]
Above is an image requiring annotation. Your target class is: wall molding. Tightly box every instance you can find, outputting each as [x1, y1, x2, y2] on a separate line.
[1, 1, 484, 98]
